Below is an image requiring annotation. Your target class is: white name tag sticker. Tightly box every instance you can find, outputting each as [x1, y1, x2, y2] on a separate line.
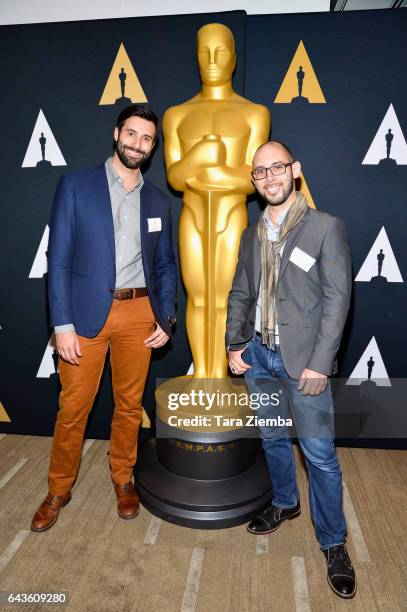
[147, 217, 162, 232]
[289, 246, 316, 272]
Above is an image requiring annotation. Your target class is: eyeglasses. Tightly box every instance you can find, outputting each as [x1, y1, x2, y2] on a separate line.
[251, 162, 294, 181]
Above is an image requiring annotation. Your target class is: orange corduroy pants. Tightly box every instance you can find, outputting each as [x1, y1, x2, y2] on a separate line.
[48, 297, 155, 495]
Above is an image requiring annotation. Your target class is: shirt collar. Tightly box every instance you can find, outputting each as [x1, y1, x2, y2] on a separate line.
[263, 207, 288, 229]
[105, 157, 144, 193]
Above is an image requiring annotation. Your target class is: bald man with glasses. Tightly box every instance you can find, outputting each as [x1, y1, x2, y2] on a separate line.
[226, 141, 356, 599]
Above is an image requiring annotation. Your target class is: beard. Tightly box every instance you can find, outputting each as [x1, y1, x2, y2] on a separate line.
[261, 176, 295, 206]
[115, 139, 149, 169]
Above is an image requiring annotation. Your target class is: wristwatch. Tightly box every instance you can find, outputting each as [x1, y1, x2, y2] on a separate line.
[168, 315, 177, 326]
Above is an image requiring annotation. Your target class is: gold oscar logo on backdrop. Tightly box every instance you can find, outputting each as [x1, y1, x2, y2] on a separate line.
[163, 23, 270, 381]
[99, 43, 147, 106]
[141, 407, 151, 428]
[0, 401, 11, 423]
[297, 173, 316, 208]
[275, 40, 326, 104]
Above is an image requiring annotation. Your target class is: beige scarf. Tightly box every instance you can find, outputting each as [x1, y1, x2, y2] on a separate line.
[257, 192, 309, 349]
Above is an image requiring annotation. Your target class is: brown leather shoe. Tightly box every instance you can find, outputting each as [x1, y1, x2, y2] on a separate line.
[31, 492, 71, 532]
[114, 481, 140, 520]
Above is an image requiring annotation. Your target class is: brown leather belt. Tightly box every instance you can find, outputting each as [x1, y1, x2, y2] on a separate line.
[113, 288, 148, 300]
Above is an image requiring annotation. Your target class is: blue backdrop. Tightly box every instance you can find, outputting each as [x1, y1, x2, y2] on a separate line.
[0, 9, 406, 448]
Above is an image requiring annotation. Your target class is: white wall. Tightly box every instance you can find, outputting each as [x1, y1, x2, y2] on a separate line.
[0, 0, 330, 25]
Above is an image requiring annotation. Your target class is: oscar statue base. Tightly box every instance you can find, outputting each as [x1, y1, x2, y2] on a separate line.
[134, 437, 272, 529]
[134, 376, 272, 528]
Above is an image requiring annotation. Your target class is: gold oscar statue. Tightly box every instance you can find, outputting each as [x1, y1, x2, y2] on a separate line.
[134, 25, 273, 526]
[163, 23, 270, 379]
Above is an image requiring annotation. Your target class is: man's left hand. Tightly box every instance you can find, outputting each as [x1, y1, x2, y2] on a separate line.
[298, 368, 327, 396]
[144, 323, 170, 349]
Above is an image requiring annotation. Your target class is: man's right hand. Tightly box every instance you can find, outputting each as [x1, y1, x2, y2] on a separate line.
[55, 331, 82, 366]
[228, 348, 251, 376]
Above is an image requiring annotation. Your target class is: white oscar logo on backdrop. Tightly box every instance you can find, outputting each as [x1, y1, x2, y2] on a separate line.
[354, 226, 403, 284]
[362, 103, 407, 166]
[37, 333, 59, 378]
[29, 225, 49, 278]
[187, 363, 194, 375]
[346, 336, 391, 387]
[22, 110, 66, 168]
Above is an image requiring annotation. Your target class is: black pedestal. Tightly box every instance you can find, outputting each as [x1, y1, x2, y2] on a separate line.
[134, 433, 272, 529]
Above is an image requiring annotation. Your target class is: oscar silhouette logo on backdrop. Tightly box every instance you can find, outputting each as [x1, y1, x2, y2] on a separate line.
[346, 336, 391, 388]
[99, 43, 147, 106]
[37, 334, 59, 379]
[29, 226, 49, 279]
[0, 401, 11, 423]
[22, 110, 66, 168]
[297, 173, 316, 209]
[274, 40, 326, 104]
[362, 103, 407, 165]
[355, 226, 403, 284]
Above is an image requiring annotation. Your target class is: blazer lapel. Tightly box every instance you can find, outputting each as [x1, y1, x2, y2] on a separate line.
[277, 207, 310, 283]
[252, 225, 261, 295]
[95, 164, 115, 262]
[139, 182, 149, 253]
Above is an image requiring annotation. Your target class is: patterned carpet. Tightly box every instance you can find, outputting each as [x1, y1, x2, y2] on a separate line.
[0, 434, 406, 612]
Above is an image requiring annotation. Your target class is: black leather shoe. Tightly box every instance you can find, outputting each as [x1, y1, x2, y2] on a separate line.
[247, 502, 300, 534]
[323, 544, 356, 599]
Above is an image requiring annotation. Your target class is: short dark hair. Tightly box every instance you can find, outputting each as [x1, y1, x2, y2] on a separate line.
[115, 104, 159, 141]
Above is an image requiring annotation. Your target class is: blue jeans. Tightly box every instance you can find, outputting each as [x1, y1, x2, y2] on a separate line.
[244, 334, 347, 550]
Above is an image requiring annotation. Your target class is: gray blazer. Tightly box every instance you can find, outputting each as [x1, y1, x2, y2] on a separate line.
[226, 207, 352, 379]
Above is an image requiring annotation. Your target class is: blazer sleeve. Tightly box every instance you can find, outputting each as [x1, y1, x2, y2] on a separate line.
[226, 230, 252, 350]
[48, 174, 76, 327]
[306, 217, 352, 375]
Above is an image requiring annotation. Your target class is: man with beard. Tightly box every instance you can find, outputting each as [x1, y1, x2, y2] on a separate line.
[226, 141, 356, 599]
[32, 105, 177, 531]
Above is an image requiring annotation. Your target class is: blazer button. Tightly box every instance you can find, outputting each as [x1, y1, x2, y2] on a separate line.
[109, 288, 114, 293]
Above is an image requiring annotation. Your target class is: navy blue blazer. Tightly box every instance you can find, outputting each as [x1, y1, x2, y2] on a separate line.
[48, 163, 177, 338]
